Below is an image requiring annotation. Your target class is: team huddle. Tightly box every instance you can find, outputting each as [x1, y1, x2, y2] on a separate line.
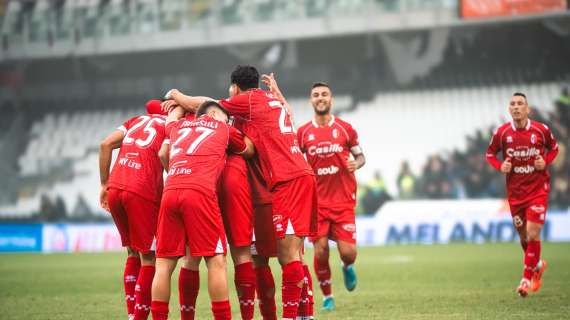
[99, 66, 558, 320]
[99, 65, 365, 320]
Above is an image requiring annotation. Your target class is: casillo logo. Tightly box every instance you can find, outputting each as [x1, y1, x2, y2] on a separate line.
[308, 142, 343, 157]
[506, 147, 539, 159]
[317, 165, 339, 176]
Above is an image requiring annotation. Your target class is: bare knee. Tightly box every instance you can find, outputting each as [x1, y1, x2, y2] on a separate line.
[230, 245, 252, 266]
[140, 251, 156, 266]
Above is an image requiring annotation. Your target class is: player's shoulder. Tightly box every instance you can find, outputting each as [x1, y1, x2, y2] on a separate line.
[529, 119, 551, 133]
[297, 121, 314, 134]
[332, 116, 354, 130]
[493, 122, 512, 136]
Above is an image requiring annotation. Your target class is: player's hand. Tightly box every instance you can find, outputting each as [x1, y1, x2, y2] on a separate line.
[161, 99, 178, 113]
[99, 185, 110, 212]
[261, 73, 278, 92]
[500, 157, 512, 173]
[534, 155, 546, 171]
[346, 159, 358, 172]
[164, 88, 180, 100]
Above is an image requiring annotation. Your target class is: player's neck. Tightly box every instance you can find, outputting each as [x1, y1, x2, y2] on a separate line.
[314, 114, 332, 127]
[513, 118, 529, 129]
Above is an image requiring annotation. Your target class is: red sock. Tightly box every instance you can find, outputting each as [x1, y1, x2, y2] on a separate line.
[313, 256, 332, 297]
[125, 256, 141, 317]
[211, 300, 231, 320]
[297, 264, 314, 317]
[523, 240, 541, 280]
[255, 265, 277, 320]
[134, 265, 155, 320]
[151, 301, 169, 320]
[235, 262, 256, 320]
[282, 261, 304, 319]
[179, 267, 199, 320]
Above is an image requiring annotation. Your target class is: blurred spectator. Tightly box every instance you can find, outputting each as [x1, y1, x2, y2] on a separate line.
[396, 161, 416, 199]
[361, 171, 392, 215]
[419, 155, 452, 199]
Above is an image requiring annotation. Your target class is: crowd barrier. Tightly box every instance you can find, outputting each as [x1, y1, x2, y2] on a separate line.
[1, 200, 569, 253]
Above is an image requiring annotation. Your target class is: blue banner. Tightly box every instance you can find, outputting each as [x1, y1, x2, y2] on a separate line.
[0, 224, 43, 253]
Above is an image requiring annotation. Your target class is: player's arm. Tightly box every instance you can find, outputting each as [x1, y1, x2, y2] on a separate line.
[229, 127, 255, 159]
[262, 72, 294, 117]
[163, 89, 214, 113]
[347, 146, 366, 172]
[485, 128, 511, 173]
[158, 140, 170, 170]
[98, 130, 124, 211]
[535, 125, 560, 170]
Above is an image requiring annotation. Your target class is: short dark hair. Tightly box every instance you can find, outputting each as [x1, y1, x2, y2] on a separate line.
[196, 100, 230, 119]
[230, 65, 259, 91]
[513, 92, 527, 100]
[312, 82, 331, 90]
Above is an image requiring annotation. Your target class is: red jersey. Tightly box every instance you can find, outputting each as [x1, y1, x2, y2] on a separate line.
[164, 115, 247, 194]
[108, 114, 167, 203]
[247, 155, 273, 206]
[219, 89, 313, 189]
[298, 116, 360, 208]
[486, 120, 559, 206]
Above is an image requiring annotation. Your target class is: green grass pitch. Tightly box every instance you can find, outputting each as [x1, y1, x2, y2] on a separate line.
[1, 243, 569, 319]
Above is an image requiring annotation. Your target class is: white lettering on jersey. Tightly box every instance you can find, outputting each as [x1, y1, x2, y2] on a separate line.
[307, 143, 344, 157]
[118, 157, 142, 170]
[506, 147, 540, 159]
[513, 165, 535, 174]
[317, 165, 339, 176]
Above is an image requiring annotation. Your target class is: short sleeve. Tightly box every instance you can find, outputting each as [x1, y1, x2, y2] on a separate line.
[228, 126, 247, 154]
[486, 127, 502, 157]
[347, 124, 360, 148]
[219, 93, 250, 118]
[543, 125, 559, 151]
[118, 116, 137, 134]
[297, 126, 306, 152]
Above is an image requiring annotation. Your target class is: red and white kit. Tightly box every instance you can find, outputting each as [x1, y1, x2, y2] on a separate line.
[220, 90, 317, 238]
[486, 120, 559, 225]
[247, 154, 278, 257]
[156, 115, 247, 257]
[298, 115, 360, 243]
[108, 114, 167, 253]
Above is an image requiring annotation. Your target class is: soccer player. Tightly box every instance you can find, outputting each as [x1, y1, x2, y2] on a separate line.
[218, 144, 256, 320]
[99, 99, 167, 320]
[486, 92, 559, 297]
[150, 102, 254, 320]
[297, 82, 365, 311]
[163, 65, 318, 319]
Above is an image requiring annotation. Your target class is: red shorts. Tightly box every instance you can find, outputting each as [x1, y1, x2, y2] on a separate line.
[272, 175, 318, 239]
[509, 196, 548, 227]
[108, 188, 159, 254]
[310, 206, 356, 244]
[156, 188, 227, 258]
[219, 165, 253, 247]
[252, 203, 277, 257]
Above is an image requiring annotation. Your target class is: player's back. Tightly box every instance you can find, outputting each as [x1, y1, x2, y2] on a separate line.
[109, 114, 167, 203]
[222, 89, 313, 189]
[165, 115, 236, 194]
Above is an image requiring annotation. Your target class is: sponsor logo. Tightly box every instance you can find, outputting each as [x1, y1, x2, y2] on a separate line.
[506, 147, 539, 159]
[273, 215, 283, 232]
[308, 134, 315, 141]
[118, 157, 142, 170]
[290, 145, 302, 154]
[531, 134, 536, 144]
[332, 129, 339, 139]
[506, 136, 513, 143]
[317, 165, 339, 176]
[513, 165, 535, 174]
[125, 152, 139, 158]
[168, 167, 192, 175]
[530, 205, 545, 213]
[342, 223, 357, 233]
[307, 141, 343, 157]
